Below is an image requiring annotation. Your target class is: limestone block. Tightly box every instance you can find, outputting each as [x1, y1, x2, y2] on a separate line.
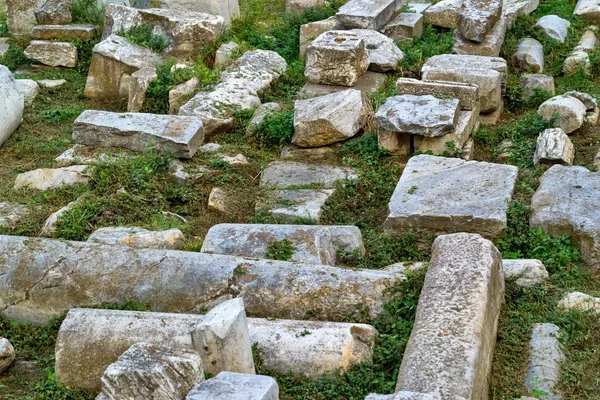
[520, 74, 554, 100]
[574, 0, 600, 22]
[214, 41, 239, 68]
[0, 66, 24, 148]
[0, 202, 29, 228]
[157, 0, 239, 25]
[24, 41, 78, 68]
[5, 0, 46, 35]
[336, 0, 400, 30]
[257, 189, 336, 223]
[422, 54, 508, 90]
[503, 259, 549, 287]
[423, 0, 462, 28]
[534, 15, 571, 42]
[453, 18, 508, 57]
[538, 95, 587, 134]
[260, 161, 358, 189]
[185, 372, 279, 400]
[558, 291, 600, 314]
[512, 38, 544, 73]
[286, 0, 325, 14]
[413, 108, 479, 155]
[299, 17, 339, 57]
[458, 0, 503, 43]
[87, 227, 185, 249]
[15, 79, 40, 107]
[169, 77, 199, 115]
[395, 78, 479, 110]
[534, 128, 574, 166]
[350, 29, 404, 72]
[298, 71, 386, 98]
[377, 130, 411, 155]
[246, 102, 281, 138]
[13, 165, 90, 191]
[32, 24, 98, 40]
[503, 0, 539, 23]
[34, 0, 71, 25]
[383, 12, 424, 41]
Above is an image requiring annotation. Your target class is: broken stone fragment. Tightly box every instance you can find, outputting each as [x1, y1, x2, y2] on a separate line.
[563, 90, 598, 110]
[299, 16, 340, 57]
[32, 24, 98, 41]
[423, 0, 462, 28]
[156, 0, 240, 25]
[558, 291, 600, 314]
[533, 128, 574, 166]
[503, 259, 548, 287]
[349, 29, 404, 72]
[458, 0, 503, 43]
[336, 0, 399, 30]
[5, 0, 47, 35]
[0, 338, 15, 374]
[246, 102, 281, 138]
[257, 189, 336, 223]
[395, 78, 480, 111]
[13, 165, 90, 191]
[512, 38, 544, 73]
[292, 89, 367, 148]
[524, 324, 565, 400]
[280, 144, 336, 162]
[503, 0, 540, 23]
[87, 227, 185, 250]
[15, 79, 40, 107]
[185, 372, 279, 400]
[0, 202, 29, 228]
[40, 197, 83, 237]
[538, 95, 587, 134]
[0, 66, 24, 148]
[520, 73, 555, 100]
[34, 0, 71, 25]
[24, 41, 78, 68]
[383, 12, 424, 41]
[421, 54, 508, 90]
[453, 18, 508, 57]
[377, 130, 411, 156]
[299, 71, 386, 98]
[214, 41, 239, 68]
[563, 29, 597, 75]
[169, 77, 199, 115]
[574, 0, 600, 22]
[97, 343, 204, 400]
[534, 15, 571, 43]
[286, 0, 325, 14]
[261, 161, 357, 189]
[413, 108, 479, 155]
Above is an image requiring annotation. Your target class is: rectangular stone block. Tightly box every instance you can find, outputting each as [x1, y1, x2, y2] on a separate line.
[32, 24, 98, 40]
[413, 108, 479, 154]
[378, 130, 411, 155]
[5, 0, 46, 35]
[0, 66, 24, 148]
[395, 233, 504, 399]
[453, 18, 508, 57]
[186, 372, 279, 400]
[72, 110, 204, 159]
[24, 41, 78, 68]
[383, 12, 424, 41]
[395, 78, 480, 111]
[336, 0, 402, 30]
[421, 54, 508, 90]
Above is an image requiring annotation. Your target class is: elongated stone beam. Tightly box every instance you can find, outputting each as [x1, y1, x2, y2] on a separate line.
[395, 233, 504, 399]
[0, 235, 401, 325]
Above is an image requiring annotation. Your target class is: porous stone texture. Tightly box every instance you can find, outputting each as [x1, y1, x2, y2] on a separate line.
[395, 233, 504, 399]
[299, 71, 386, 97]
[503, 0, 540, 23]
[0, 338, 15, 373]
[299, 16, 339, 57]
[201, 223, 364, 265]
[512, 38, 544, 72]
[0, 202, 29, 228]
[0, 66, 24, 148]
[423, 0, 462, 28]
[458, 0, 503, 43]
[185, 372, 279, 400]
[72, 110, 204, 159]
[525, 324, 565, 400]
[412, 108, 479, 155]
[558, 291, 600, 314]
[503, 259, 549, 287]
[97, 343, 204, 400]
[257, 189, 335, 223]
[169, 77, 199, 115]
[214, 41, 239, 68]
[5, 0, 46, 35]
[574, 0, 600, 22]
[127, 67, 157, 112]
[156, 0, 240, 25]
[383, 12, 424, 41]
[32, 24, 98, 40]
[336, 0, 399, 30]
[24, 41, 78, 68]
[530, 165, 600, 275]
[395, 78, 480, 111]
[15, 79, 40, 107]
[375, 95, 460, 137]
[538, 95, 587, 134]
[384, 155, 518, 239]
[208, 187, 229, 214]
[521, 74, 555, 100]
[280, 144, 335, 162]
[422, 53, 508, 89]
[350, 29, 404, 72]
[34, 0, 71, 25]
[40, 197, 83, 237]
[292, 89, 367, 147]
[0, 235, 401, 325]
[534, 128, 574, 166]
[102, 5, 225, 60]
[304, 30, 369, 87]
[534, 15, 571, 42]
[261, 161, 358, 189]
[13, 165, 90, 191]
[179, 50, 287, 136]
[246, 102, 281, 138]
[87, 227, 185, 249]
[453, 18, 508, 57]
[564, 90, 598, 110]
[84, 35, 164, 101]
[249, 318, 376, 377]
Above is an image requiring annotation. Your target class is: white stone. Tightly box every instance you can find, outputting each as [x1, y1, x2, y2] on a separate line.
[87, 227, 185, 249]
[0, 66, 24, 148]
[246, 102, 281, 138]
[40, 197, 83, 237]
[260, 161, 358, 189]
[220, 154, 249, 165]
[5, 0, 46, 35]
[214, 41, 239, 68]
[15, 79, 39, 108]
[422, 54, 508, 90]
[395, 233, 504, 399]
[534, 15, 571, 42]
[520, 74, 555, 100]
[512, 38, 544, 73]
[350, 29, 404, 72]
[534, 128, 574, 166]
[299, 17, 339, 57]
[257, 189, 336, 223]
[574, 0, 600, 22]
[157, 0, 240, 25]
[38, 79, 67, 88]
[453, 18, 508, 57]
[384, 155, 518, 239]
[503, 259, 548, 287]
[423, 0, 462, 28]
[538, 95, 587, 134]
[384, 12, 424, 41]
[395, 78, 480, 110]
[13, 165, 90, 191]
[336, 0, 400, 30]
[0, 202, 29, 228]
[503, 0, 539, 23]
[525, 324, 565, 400]
[72, 110, 204, 159]
[563, 90, 598, 110]
[185, 372, 279, 400]
[563, 29, 597, 75]
[558, 291, 600, 314]
[458, 0, 503, 43]
[292, 89, 367, 147]
[24, 40, 77, 68]
[0, 338, 15, 374]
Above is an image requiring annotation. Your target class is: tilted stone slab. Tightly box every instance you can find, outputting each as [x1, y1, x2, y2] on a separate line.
[574, 0, 600, 22]
[524, 324, 565, 400]
[0, 235, 401, 325]
[395, 78, 479, 111]
[32, 24, 98, 40]
[186, 372, 279, 400]
[72, 110, 204, 159]
[336, 0, 401, 30]
[299, 71, 387, 98]
[0, 66, 24, 148]
[453, 18, 508, 57]
[395, 233, 504, 399]
[24, 41, 78, 68]
[422, 54, 508, 90]
[458, 0, 502, 43]
[384, 155, 518, 239]
[530, 165, 600, 275]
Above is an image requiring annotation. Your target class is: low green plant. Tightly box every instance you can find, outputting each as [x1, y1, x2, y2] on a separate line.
[252, 110, 295, 147]
[398, 24, 454, 73]
[266, 239, 296, 261]
[120, 24, 171, 53]
[70, 0, 107, 28]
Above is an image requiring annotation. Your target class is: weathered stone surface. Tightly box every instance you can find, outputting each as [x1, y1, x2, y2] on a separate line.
[503, 0, 539, 23]
[0, 202, 29, 228]
[407, 3, 432, 14]
[156, 0, 240, 25]
[534, 128, 574, 166]
[299, 71, 386, 98]
[249, 318, 376, 377]
[384, 155, 518, 239]
[186, 372, 279, 400]
[214, 41, 239, 68]
[261, 161, 358, 189]
[127, 67, 157, 112]
[525, 324, 565, 400]
[503, 259, 548, 287]
[201, 223, 364, 265]
[336, 0, 399, 30]
[305, 30, 369, 87]
[413, 108, 479, 154]
[87, 227, 185, 249]
[512, 38, 544, 72]
[103, 5, 225, 60]
[5, 0, 46, 35]
[72, 110, 204, 159]
[0, 41, 8, 58]
[13, 165, 90, 191]
[563, 90, 597, 110]
[257, 189, 335, 223]
[40, 197, 83, 237]
[366, 393, 442, 400]
[350, 29, 404, 72]
[299, 16, 339, 57]
[192, 298, 255, 376]
[84, 35, 163, 101]
[375, 95, 460, 137]
[246, 102, 281, 138]
[168, 77, 198, 115]
[24, 41, 78, 68]
[377, 131, 412, 155]
[422, 53, 508, 89]
[538, 95, 587, 134]
[280, 144, 336, 162]
[479, 100, 504, 125]
[423, 0, 462, 28]
[0, 338, 15, 374]
[34, 0, 71, 25]
[458, 0, 502, 43]
[32, 24, 98, 40]
[395, 233, 504, 399]
[534, 15, 570, 42]
[38, 79, 67, 88]
[563, 29, 597, 75]
[453, 18, 508, 57]
[395, 78, 479, 110]
[461, 136, 475, 160]
[179, 50, 287, 136]
[530, 165, 600, 274]
[0, 66, 24, 148]
[208, 187, 229, 214]
[574, 0, 600, 22]
[521, 73, 555, 100]
[286, 0, 325, 14]
[292, 89, 367, 147]
[0, 235, 401, 325]
[384, 12, 424, 41]
[15, 79, 40, 107]
[98, 343, 204, 400]
[558, 291, 600, 314]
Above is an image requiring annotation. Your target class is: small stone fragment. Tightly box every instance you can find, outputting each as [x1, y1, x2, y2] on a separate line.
[503, 259, 549, 287]
[260, 161, 357, 189]
[246, 102, 281, 138]
[383, 12, 424, 41]
[453, 18, 508, 57]
[538, 95, 587, 134]
[512, 38, 544, 73]
[14, 165, 90, 191]
[520, 74, 555, 100]
[40, 197, 83, 237]
[169, 78, 199, 115]
[208, 187, 229, 214]
[525, 324, 565, 400]
[558, 291, 600, 314]
[423, 0, 462, 28]
[534, 128, 574, 166]
[458, 0, 503, 43]
[185, 372, 279, 400]
[88, 227, 185, 250]
[0, 202, 29, 228]
[214, 41, 239, 68]
[534, 15, 571, 42]
[38, 79, 67, 88]
[574, 0, 600, 22]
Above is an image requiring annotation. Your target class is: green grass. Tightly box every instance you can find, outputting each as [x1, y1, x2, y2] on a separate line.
[266, 239, 296, 260]
[119, 24, 171, 53]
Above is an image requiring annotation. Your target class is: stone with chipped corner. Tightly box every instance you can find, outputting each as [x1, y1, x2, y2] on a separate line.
[24, 41, 78, 68]
[383, 12, 424, 41]
[395, 233, 504, 399]
[458, 0, 503, 43]
[336, 0, 400, 30]
[534, 128, 574, 166]
[72, 110, 204, 159]
[34, 0, 71, 25]
[87, 227, 185, 249]
[384, 155, 518, 239]
[395, 78, 479, 111]
[32, 24, 98, 41]
[208, 187, 229, 214]
[299, 16, 339, 57]
[423, 0, 462, 28]
[503, 259, 548, 287]
[520, 74, 554, 100]
[558, 291, 600, 314]
[0, 338, 15, 374]
[453, 18, 508, 57]
[538, 95, 587, 134]
[350, 29, 404, 72]
[413, 108, 479, 155]
[525, 324, 565, 400]
[292, 89, 367, 147]
[534, 15, 571, 43]
[185, 372, 278, 400]
[13, 165, 90, 191]
[512, 38, 544, 73]
[0, 66, 24, 148]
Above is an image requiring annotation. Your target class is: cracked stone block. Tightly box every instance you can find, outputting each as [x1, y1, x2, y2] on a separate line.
[185, 372, 279, 400]
[423, 0, 462, 28]
[503, 259, 548, 287]
[574, 0, 600, 22]
[305, 30, 369, 87]
[453, 18, 508, 57]
[534, 15, 571, 43]
[413, 107, 479, 155]
[395, 78, 479, 110]
[525, 324, 565, 400]
[72, 110, 204, 159]
[336, 0, 400, 30]
[534, 128, 574, 166]
[512, 38, 544, 73]
[383, 12, 424, 41]
[24, 41, 78, 68]
[538, 95, 587, 134]
[156, 0, 240, 25]
[395, 233, 504, 399]
[13, 165, 90, 191]
[520, 74, 555, 100]
[32, 24, 98, 40]
[0, 66, 24, 148]
[87, 227, 185, 250]
[34, 0, 71, 25]
[558, 291, 600, 314]
[249, 318, 376, 377]
[98, 343, 204, 400]
[384, 155, 518, 239]
[458, 0, 503, 43]
[350, 29, 404, 72]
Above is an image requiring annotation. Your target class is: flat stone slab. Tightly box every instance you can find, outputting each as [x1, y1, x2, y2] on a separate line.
[72, 110, 204, 159]
[422, 54, 508, 89]
[186, 372, 279, 400]
[13, 165, 90, 191]
[87, 227, 185, 249]
[257, 188, 335, 223]
[375, 95, 460, 137]
[336, 0, 399, 30]
[530, 165, 600, 274]
[32, 24, 98, 40]
[525, 323, 565, 400]
[298, 71, 386, 98]
[24, 40, 78, 68]
[260, 161, 358, 189]
[395, 233, 504, 399]
[384, 155, 518, 239]
[395, 78, 480, 111]
[383, 12, 424, 41]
